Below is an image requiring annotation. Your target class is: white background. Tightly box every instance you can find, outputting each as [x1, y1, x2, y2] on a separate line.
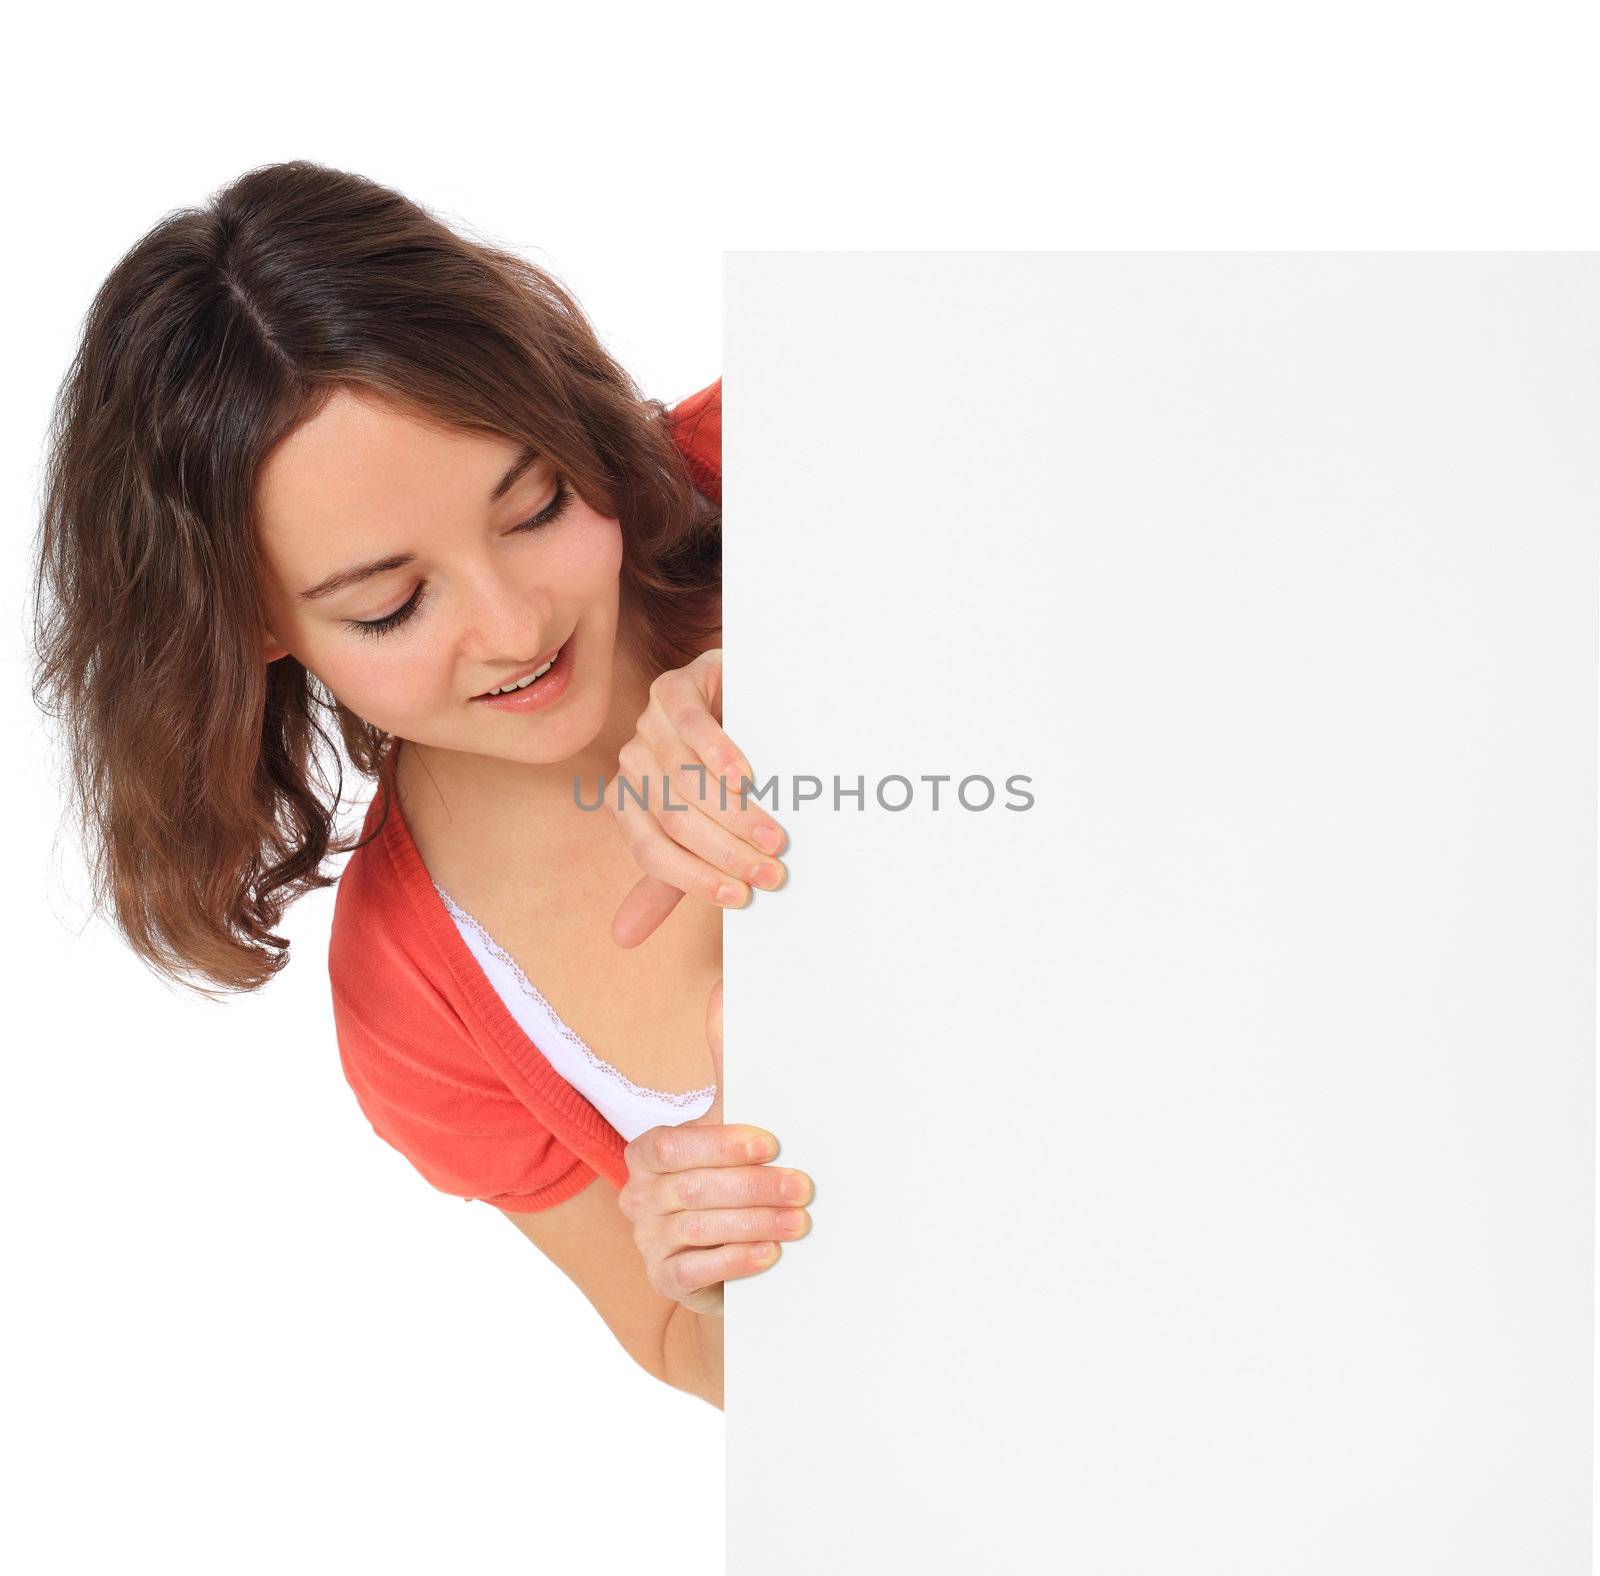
[4, 5, 1598, 1574]
[724, 252, 1596, 1572]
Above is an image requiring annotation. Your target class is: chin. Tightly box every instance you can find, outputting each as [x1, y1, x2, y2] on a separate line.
[481, 685, 614, 768]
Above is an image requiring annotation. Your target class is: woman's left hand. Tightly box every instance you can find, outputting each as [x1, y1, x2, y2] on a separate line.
[609, 649, 789, 947]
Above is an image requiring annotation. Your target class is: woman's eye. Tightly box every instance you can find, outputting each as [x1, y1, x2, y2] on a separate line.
[347, 585, 425, 639]
[512, 477, 575, 534]
[342, 480, 575, 640]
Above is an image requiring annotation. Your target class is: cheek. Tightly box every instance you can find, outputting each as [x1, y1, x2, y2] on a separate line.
[306, 630, 451, 727]
[541, 511, 624, 594]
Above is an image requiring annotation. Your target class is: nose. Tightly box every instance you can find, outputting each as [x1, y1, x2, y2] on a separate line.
[454, 556, 555, 672]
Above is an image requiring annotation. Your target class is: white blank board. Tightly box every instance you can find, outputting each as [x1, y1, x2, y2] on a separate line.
[722, 254, 1597, 1574]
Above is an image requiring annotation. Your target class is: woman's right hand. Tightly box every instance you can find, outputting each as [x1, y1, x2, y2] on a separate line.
[617, 979, 813, 1316]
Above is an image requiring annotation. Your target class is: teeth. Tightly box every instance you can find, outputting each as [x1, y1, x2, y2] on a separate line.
[487, 653, 556, 695]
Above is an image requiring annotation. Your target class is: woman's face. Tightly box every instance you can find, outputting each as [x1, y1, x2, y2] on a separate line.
[255, 387, 627, 765]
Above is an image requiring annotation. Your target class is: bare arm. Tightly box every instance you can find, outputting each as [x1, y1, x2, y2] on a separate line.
[662, 1300, 725, 1409]
[499, 1174, 701, 1398]
[501, 980, 806, 1412]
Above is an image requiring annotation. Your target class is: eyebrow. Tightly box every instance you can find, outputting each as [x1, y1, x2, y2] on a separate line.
[489, 443, 541, 503]
[296, 445, 542, 601]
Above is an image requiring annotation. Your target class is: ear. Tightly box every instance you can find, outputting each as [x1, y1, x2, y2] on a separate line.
[263, 632, 290, 663]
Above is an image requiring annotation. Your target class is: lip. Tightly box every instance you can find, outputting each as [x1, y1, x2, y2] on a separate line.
[470, 637, 574, 714]
[476, 644, 564, 697]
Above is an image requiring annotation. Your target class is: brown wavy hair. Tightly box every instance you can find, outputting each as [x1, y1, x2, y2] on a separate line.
[30, 160, 720, 999]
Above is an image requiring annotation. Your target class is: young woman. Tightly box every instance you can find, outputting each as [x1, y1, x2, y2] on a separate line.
[30, 160, 813, 1411]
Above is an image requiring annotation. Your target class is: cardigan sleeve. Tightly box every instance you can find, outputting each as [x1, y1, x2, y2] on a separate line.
[329, 844, 599, 1213]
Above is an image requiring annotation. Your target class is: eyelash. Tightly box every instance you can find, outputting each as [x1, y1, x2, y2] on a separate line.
[346, 479, 575, 639]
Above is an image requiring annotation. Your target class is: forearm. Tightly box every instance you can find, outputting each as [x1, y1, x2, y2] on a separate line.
[660, 1302, 724, 1409]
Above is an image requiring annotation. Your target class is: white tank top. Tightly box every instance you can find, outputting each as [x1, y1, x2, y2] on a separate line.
[434, 883, 717, 1142]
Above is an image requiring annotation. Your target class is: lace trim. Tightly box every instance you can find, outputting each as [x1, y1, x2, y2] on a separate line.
[433, 882, 718, 1110]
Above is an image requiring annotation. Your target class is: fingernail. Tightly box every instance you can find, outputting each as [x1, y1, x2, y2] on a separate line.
[715, 881, 746, 907]
[747, 1135, 778, 1162]
[780, 1172, 810, 1202]
[750, 863, 783, 891]
[752, 824, 784, 856]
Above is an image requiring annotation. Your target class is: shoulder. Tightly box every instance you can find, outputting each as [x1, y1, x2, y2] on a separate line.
[327, 797, 463, 1070]
[328, 819, 472, 1083]
[327, 794, 595, 1212]
[668, 376, 719, 421]
[666, 377, 720, 504]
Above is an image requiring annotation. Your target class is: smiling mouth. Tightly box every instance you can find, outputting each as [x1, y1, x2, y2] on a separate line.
[476, 641, 565, 698]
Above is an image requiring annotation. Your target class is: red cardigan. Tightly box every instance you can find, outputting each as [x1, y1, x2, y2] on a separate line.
[329, 379, 721, 1211]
